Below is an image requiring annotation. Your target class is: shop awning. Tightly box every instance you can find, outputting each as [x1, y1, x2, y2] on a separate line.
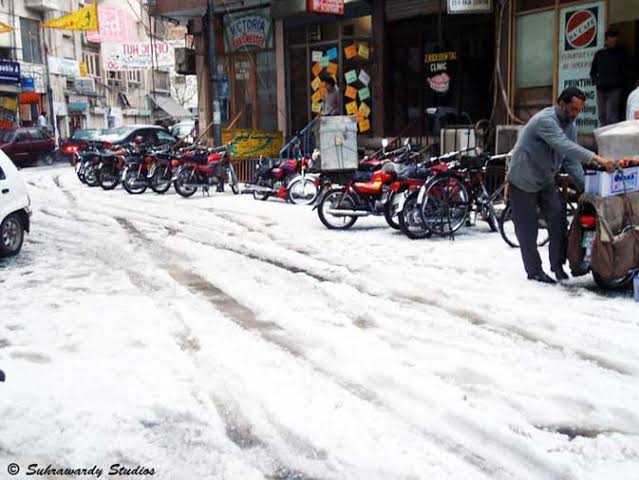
[147, 94, 192, 120]
[19, 92, 41, 104]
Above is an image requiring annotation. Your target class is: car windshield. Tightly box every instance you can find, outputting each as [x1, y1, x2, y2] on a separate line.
[71, 129, 103, 140]
[97, 127, 136, 142]
[0, 129, 16, 143]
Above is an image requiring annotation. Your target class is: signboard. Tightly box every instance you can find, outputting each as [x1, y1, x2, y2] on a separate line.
[448, 0, 492, 14]
[74, 77, 96, 95]
[0, 60, 20, 84]
[20, 63, 46, 93]
[425, 51, 456, 97]
[307, 0, 344, 15]
[48, 56, 80, 77]
[222, 129, 284, 158]
[68, 95, 88, 112]
[0, 96, 18, 129]
[20, 78, 35, 92]
[224, 9, 273, 52]
[86, 6, 138, 44]
[558, 1, 605, 134]
[101, 41, 174, 71]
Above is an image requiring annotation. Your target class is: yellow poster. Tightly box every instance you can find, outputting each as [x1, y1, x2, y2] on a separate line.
[312, 90, 322, 104]
[345, 101, 358, 115]
[358, 102, 371, 118]
[311, 62, 322, 77]
[222, 129, 284, 159]
[311, 102, 323, 113]
[79, 61, 89, 76]
[358, 43, 370, 60]
[344, 44, 357, 59]
[311, 76, 321, 91]
[358, 118, 371, 133]
[345, 85, 357, 100]
[42, 4, 98, 31]
[327, 62, 338, 76]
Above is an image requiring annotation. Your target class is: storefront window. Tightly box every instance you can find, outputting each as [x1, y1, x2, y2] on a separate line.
[257, 51, 277, 131]
[342, 17, 372, 37]
[515, 10, 555, 88]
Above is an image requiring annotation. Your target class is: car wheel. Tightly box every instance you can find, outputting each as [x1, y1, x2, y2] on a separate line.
[0, 213, 25, 257]
[41, 153, 54, 166]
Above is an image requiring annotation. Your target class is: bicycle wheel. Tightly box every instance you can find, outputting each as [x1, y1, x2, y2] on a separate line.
[399, 190, 431, 239]
[420, 174, 469, 237]
[499, 203, 550, 248]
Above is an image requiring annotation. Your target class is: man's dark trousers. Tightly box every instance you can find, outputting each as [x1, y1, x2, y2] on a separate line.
[510, 183, 566, 277]
[597, 88, 622, 126]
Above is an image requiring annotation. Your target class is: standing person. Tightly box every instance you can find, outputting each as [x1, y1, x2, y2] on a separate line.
[37, 111, 48, 130]
[590, 28, 629, 126]
[320, 74, 340, 116]
[507, 87, 616, 284]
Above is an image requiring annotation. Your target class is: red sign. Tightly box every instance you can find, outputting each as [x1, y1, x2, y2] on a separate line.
[566, 9, 597, 49]
[307, 0, 344, 15]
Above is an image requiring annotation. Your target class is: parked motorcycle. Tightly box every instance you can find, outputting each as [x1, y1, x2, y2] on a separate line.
[244, 155, 318, 205]
[75, 147, 102, 187]
[96, 145, 128, 190]
[173, 146, 239, 198]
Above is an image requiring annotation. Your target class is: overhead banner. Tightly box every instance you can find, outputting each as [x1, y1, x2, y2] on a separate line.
[448, 0, 492, 14]
[307, 0, 344, 15]
[558, 1, 606, 134]
[42, 4, 98, 31]
[224, 9, 273, 52]
[222, 129, 284, 158]
[101, 41, 174, 71]
[86, 6, 138, 43]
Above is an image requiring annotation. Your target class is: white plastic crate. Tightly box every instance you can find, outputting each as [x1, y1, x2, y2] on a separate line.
[584, 166, 639, 197]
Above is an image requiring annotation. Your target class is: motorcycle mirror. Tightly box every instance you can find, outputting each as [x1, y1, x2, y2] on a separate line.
[404, 138, 410, 146]
[426, 107, 438, 115]
[381, 138, 389, 149]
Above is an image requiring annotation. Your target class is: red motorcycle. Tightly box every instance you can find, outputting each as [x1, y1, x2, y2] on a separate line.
[244, 155, 318, 205]
[316, 160, 400, 230]
[173, 146, 239, 198]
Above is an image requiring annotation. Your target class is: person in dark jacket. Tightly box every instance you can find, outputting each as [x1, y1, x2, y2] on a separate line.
[590, 28, 629, 126]
[508, 87, 616, 284]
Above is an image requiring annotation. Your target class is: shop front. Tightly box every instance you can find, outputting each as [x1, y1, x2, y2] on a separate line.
[276, 2, 375, 136]
[0, 60, 21, 130]
[511, 0, 639, 137]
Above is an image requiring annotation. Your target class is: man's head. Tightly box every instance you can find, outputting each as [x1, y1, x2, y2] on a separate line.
[41, 111, 47, 117]
[605, 28, 618, 48]
[557, 86, 587, 122]
[320, 74, 336, 91]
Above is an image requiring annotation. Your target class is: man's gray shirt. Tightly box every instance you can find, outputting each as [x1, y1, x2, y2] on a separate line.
[507, 106, 594, 192]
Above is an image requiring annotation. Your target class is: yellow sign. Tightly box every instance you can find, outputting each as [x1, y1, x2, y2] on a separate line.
[43, 4, 99, 31]
[358, 43, 369, 60]
[312, 90, 323, 104]
[79, 61, 89, 76]
[358, 118, 371, 133]
[358, 102, 371, 118]
[311, 76, 320, 91]
[345, 101, 358, 115]
[0, 21, 13, 33]
[222, 129, 284, 159]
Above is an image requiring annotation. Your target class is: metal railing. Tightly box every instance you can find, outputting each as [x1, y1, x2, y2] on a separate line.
[280, 116, 319, 159]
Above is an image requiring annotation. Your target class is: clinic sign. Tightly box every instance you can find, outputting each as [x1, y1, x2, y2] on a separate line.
[224, 9, 273, 52]
[558, 1, 605, 134]
[448, 0, 492, 14]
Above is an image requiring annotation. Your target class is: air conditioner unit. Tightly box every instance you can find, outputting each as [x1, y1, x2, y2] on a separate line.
[496, 125, 524, 155]
[440, 128, 476, 156]
[175, 48, 196, 75]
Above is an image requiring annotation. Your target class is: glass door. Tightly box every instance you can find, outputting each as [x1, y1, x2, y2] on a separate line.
[231, 53, 257, 129]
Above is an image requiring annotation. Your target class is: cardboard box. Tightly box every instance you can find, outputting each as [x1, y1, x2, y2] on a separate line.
[585, 166, 639, 197]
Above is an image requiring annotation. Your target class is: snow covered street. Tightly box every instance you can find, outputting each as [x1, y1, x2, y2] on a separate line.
[1, 164, 639, 480]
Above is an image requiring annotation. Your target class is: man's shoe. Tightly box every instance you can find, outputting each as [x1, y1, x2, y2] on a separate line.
[552, 266, 569, 282]
[527, 271, 557, 284]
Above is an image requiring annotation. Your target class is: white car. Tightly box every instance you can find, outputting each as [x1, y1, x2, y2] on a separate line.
[0, 150, 31, 257]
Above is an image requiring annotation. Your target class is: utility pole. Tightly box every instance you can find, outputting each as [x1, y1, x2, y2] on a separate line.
[206, 0, 221, 145]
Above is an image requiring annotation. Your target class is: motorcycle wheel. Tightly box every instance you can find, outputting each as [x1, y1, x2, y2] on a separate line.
[174, 168, 198, 198]
[123, 168, 148, 194]
[84, 164, 100, 187]
[592, 271, 635, 291]
[253, 190, 270, 201]
[150, 169, 172, 194]
[318, 188, 358, 230]
[399, 191, 431, 240]
[76, 164, 86, 184]
[99, 167, 120, 190]
[383, 191, 402, 230]
[288, 177, 318, 205]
